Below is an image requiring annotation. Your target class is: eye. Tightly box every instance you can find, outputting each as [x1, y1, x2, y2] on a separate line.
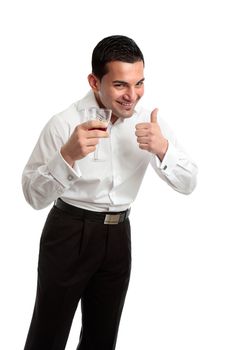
[136, 80, 144, 87]
[113, 83, 126, 89]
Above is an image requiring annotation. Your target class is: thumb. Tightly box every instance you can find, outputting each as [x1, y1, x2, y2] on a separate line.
[150, 108, 159, 123]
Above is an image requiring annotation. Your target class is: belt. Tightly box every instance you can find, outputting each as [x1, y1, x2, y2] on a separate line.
[54, 198, 130, 225]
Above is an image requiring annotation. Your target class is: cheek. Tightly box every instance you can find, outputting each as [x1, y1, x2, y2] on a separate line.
[138, 87, 144, 97]
[100, 89, 118, 103]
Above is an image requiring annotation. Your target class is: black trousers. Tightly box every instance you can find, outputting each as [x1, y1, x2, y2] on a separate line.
[24, 204, 131, 350]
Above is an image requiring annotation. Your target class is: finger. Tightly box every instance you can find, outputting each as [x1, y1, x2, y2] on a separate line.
[135, 122, 150, 130]
[150, 108, 159, 123]
[135, 129, 148, 137]
[85, 145, 97, 154]
[137, 137, 149, 144]
[87, 147, 96, 154]
[87, 129, 109, 138]
[86, 138, 99, 146]
[138, 143, 149, 151]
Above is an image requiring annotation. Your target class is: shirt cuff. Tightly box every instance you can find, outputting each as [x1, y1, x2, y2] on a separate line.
[155, 142, 180, 174]
[47, 151, 82, 188]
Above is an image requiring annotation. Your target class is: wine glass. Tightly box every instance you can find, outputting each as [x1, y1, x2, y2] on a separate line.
[85, 107, 112, 161]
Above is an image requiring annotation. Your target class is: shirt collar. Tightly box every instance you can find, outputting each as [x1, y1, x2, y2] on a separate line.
[78, 90, 100, 110]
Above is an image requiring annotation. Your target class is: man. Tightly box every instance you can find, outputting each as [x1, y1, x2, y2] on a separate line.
[22, 35, 198, 350]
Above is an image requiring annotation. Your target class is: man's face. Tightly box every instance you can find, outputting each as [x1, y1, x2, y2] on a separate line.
[90, 60, 145, 122]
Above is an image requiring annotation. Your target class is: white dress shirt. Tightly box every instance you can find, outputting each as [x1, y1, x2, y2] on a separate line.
[22, 91, 198, 211]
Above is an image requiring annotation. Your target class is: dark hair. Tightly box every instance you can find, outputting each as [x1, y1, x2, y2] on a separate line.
[91, 35, 144, 80]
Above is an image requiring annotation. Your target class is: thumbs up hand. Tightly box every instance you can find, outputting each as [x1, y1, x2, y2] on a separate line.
[135, 108, 168, 161]
[150, 108, 158, 123]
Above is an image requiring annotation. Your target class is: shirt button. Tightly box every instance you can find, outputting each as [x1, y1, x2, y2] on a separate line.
[67, 175, 74, 181]
[163, 165, 167, 170]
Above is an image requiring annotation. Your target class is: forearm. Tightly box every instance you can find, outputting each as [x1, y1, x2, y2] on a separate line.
[151, 142, 198, 194]
[22, 151, 81, 209]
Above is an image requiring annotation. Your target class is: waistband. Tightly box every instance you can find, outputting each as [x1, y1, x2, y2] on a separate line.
[54, 198, 130, 225]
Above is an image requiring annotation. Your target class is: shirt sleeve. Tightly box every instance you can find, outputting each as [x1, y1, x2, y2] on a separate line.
[22, 115, 82, 209]
[150, 117, 198, 194]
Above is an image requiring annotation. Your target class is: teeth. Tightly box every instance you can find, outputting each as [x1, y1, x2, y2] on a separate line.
[121, 102, 132, 106]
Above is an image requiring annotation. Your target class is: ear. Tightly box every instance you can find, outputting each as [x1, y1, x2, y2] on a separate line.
[88, 74, 100, 92]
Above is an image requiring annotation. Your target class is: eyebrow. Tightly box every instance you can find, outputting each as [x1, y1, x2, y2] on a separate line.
[113, 78, 145, 85]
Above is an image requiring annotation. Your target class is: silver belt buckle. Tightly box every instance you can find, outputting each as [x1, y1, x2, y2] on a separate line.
[104, 213, 121, 225]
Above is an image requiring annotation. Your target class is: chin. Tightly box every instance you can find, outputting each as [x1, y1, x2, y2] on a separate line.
[115, 105, 136, 117]
[122, 108, 136, 117]
[114, 111, 133, 120]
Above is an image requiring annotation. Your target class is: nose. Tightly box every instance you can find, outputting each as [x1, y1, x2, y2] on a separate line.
[123, 87, 136, 101]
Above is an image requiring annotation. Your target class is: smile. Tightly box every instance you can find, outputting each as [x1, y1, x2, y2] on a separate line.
[117, 101, 134, 108]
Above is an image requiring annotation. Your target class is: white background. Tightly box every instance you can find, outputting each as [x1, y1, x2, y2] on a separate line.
[1, 0, 233, 349]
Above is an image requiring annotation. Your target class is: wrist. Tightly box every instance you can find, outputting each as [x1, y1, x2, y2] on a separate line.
[60, 146, 75, 167]
[156, 139, 168, 161]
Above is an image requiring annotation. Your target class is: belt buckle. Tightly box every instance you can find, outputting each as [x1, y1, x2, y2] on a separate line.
[104, 213, 121, 225]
